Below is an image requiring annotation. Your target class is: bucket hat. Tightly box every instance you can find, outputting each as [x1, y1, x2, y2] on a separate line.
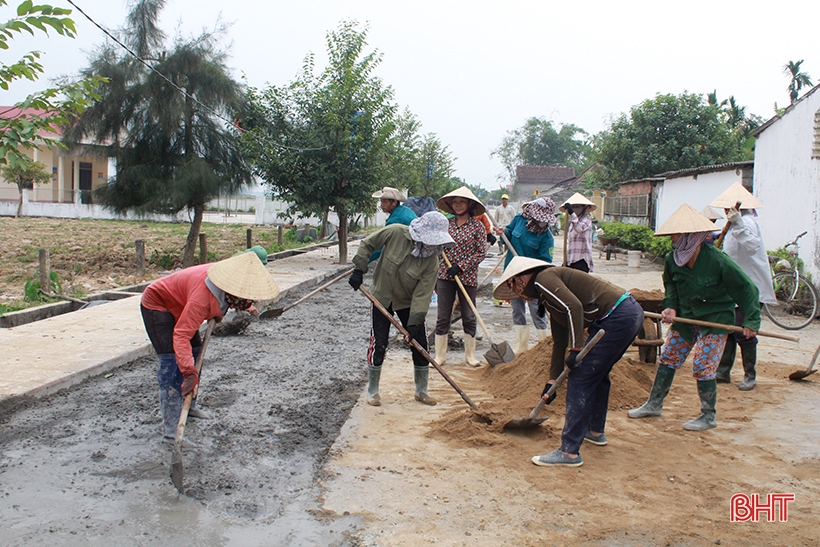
[492, 256, 552, 300]
[246, 245, 268, 264]
[654, 203, 717, 236]
[699, 206, 723, 221]
[437, 186, 486, 216]
[207, 252, 280, 301]
[560, 192, 597, 213]
[372, 187, 406, 202]
[408, 211, 456, 246]
[709, 182, 762, 210]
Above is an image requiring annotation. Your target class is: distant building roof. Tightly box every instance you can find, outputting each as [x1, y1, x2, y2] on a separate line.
[516, 165, 575, 184]
[0, 106, 63, 137]
[655, 161, 754, 179]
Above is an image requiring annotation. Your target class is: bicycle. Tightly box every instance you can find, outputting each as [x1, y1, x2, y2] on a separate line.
[762, 231, 819, 330]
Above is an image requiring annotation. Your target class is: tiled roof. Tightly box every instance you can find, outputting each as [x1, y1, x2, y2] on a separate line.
[655, 161, 753, 179]
[0, 106, 63, 137]
[516, 165, 575, 183]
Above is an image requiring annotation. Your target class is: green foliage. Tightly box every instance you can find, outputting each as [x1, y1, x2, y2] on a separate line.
[768, 247, 805, 274]
[598, 221, 673, 258]
[23, 270, 61, 301]
[0, 0, 105, 166]
[2, 156, 51, 215]
[149, 249, 176, 270]
[784, 60, 813, 104]
[591, 92, 745, 182]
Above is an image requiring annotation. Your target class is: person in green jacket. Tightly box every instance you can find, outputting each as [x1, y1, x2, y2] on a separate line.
[628, 204, 760, 431]
[349, 211, 454, 407]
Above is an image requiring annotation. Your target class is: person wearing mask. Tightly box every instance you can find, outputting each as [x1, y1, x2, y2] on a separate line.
[434, 187, 488, 367]
[140, 252, 279, 440]
[349, 211, 455, 406]
[493, 193, 517, 254]
[560, 193, 596, 272]
[628, 204, 760, 431]
[710, 183, 776, 391]
[503, 197, 556, 353]
[370, 187, 417, 261]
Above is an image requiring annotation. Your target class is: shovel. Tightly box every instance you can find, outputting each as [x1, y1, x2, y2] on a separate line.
[642, 311, 799, 342]
[358, 285, 479, 411]
[170, 318, 215, 494]
[260, 268, 354, 319]
[441, 251, 515, 366]
[504, 329, 606, 430]
[789, 344, 820, 380]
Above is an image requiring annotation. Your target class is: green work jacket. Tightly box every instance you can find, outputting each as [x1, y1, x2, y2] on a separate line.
[662, 244, 761, 340]
[353, 224, 438, 326]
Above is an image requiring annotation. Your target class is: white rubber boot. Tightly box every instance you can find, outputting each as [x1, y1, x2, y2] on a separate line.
[435, 334, 448, 365]
[464, 334, 481, 367]
[514, 325, 530, 355]
[535, 328, 549, 342]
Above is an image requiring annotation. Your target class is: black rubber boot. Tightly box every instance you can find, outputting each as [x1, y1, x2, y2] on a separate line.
[738, 344, 757, 391]
[366, 365, 382, 406]
[628, 365, 676, 418]
[715, 337, 736, 383]
[683, 380, 717, 431]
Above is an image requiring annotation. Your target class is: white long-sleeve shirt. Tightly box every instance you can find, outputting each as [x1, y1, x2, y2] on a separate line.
[723, 211, 776, 304]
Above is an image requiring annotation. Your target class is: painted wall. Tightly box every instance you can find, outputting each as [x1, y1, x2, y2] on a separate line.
[754, 89, 820, 280]
[655, 169, 745, 229]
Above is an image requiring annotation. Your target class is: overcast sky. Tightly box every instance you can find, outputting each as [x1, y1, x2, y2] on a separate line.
[6, 0, 819, 190]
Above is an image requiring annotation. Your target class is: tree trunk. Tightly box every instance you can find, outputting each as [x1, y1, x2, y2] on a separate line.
[183, 203, 204, 268]
[16, 190, 22, 218]
[338, 211, 348, 264]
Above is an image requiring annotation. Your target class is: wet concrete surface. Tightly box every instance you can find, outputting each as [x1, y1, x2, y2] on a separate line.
[0, 278, 373, 546]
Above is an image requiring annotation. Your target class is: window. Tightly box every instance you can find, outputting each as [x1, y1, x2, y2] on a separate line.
[604, 194, 649, 217]
[813, 109, 820, 159]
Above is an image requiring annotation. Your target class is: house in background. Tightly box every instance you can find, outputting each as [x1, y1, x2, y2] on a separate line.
[514, 165, 575, 202]
[602, 177, 663, 227]
[753, 83, 820, 280]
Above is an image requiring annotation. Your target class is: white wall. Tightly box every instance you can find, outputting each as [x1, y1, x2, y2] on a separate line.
[253, 195, 389, 228]
[655, 170, 741, 229]
[754, 90, 820, 280]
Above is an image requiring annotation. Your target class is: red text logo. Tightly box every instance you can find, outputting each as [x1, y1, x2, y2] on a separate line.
[730, 493, 795, 522]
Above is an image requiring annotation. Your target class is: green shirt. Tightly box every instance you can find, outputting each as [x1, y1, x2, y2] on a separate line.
[662, 243, 761, 340]
[353, 224, 438, 326]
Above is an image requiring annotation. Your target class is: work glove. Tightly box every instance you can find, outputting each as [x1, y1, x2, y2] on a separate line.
[181, 371, 199, 397]
[564, 348, 582, 371]
[537, 303, 546, 319]
[405, 323, 422, 342]
[541, 381, 558, 405]
[446, 264, 463, 278]
[726, 207, 742, 226]
[563, 203, 573, 215]
[486, 233, 497, 245]
[349, 270, 364, 291]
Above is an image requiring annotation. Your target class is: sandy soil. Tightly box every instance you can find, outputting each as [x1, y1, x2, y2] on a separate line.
[1, 248, 819, 546]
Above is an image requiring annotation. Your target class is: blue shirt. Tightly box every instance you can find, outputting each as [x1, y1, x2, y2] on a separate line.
[503, 214, 554, 268]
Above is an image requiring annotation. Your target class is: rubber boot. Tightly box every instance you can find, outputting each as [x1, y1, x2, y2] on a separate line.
[434, 334, 449, 365]
[683, 380, 717, 431]
[366, 365, 382, 406]
[514, 325, 530, 355]
[738, 344, 757, 391]
[627, 365, 676, 418]
[414, 366, 437, 405]
[157, 353, 184, 439]
[464, 334, 481, 367]
[715, 338, 736, 383]
[535, 328, 549, 342]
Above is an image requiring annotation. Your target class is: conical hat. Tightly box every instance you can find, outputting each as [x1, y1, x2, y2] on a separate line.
[207, 252, 280, 301]
[709, 182, 762, 210]
[654, 203, 717, 236]
[436, 186, 486, 216]
[699, 206, 723, 221]
[561, 192, 597, 212]
[492, 256, 552, 300]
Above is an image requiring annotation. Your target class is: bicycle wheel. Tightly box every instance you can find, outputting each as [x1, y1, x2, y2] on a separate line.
[763, 272, 819, 330]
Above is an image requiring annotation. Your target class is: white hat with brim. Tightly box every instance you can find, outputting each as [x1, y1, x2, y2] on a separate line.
[408, 211, 455, 246]
[492, 256, 553, 300]
[654, 203, 717, 236]
[372, 186, 406, 202]
[709, 182, 763, 210]
[207, 252, 280, 301]
[561, 192, 597, 212]
[700, 206, 723, 220]
[437, 186, 486, 216]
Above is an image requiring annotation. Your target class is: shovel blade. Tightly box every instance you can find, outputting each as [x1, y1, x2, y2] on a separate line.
[259, 307, 284, 320]
[503, 416, 549, 430]
[789, 369, 817, 381]
[170, 442, 184, 493]
[484, 341, 516, 367]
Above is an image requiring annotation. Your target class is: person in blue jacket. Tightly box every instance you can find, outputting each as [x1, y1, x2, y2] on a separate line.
[370, 187, 417, 261]
[504, 197, 556, 353]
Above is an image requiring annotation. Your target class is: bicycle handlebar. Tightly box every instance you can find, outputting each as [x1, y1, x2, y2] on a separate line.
[785, 231, 808, 249]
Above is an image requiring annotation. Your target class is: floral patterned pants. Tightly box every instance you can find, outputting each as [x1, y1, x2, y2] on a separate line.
[659, 327, 728, 381]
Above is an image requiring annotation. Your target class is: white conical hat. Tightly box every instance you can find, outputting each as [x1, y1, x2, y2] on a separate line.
[560, 192, 597, 212]
[654, 203, 717, 236]
[436, 186, 486, 216]
[492, 256, 553, 300]
[700, 205, 723, 220]
[207, 252, 280, 301]
[709, 182, 762, 210]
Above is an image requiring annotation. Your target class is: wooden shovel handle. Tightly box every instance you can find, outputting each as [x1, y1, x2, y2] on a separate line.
[282, 268, 354, 313]
[441, 250, 494, 344]
[175, 318, 216, 442]
[642, 311, 798, 343]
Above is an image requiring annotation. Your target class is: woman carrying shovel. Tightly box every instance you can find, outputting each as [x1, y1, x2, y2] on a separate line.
[628, 203, 760, 431]
[494, 256, 643, 467]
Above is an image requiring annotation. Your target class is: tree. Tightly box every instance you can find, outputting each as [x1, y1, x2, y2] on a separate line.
[491, 117, 591, 185]
[66, 0, 251, 267]
[784, 60, 813, 104]
[0, 0, 103, 167]
[243, 21, 397, 264]
[1, 156, 50, 216]
[591, 92, 743, 182]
